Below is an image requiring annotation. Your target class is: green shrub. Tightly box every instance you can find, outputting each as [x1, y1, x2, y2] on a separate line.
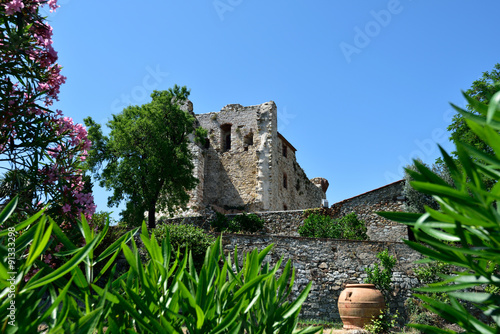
[364, 250, 396, 300]
[210, 212, 265, 233]
[338, 212, 368, 240]
[298, 212, 368, 240]
[365, 309, 399, 334]
[0, 196, 137, 333]
[231, 213, 264, 232]
[210, 211, 230, 232]
[151, 223, 215, 270]
[298, 213, 335, 238]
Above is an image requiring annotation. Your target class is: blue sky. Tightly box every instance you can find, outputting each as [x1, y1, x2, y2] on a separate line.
[46, 0, 500, 220]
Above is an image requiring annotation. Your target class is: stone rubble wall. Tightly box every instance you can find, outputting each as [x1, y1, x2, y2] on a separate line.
[177, 101, 328, 214]
[331, 181, 407, 242]
[275, 139, 326, 211]
[221, 234, 423, 322]
[196, 104, 263, 211]
[154, 180, 418, 323]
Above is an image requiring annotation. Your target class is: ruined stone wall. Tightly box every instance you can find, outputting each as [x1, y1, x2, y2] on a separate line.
[221, 234, 422, 322]
[274, 138, 326, 211]
[192, 101, 325, 213]
[332, 181, 407, 242]
[255, 102, 277, 211]
[196, 104, 264, 211]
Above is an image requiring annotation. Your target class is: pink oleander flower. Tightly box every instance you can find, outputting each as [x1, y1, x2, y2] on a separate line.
[62, 204, 71, 213]
[54, 243, 63, 252]
[47, 0, 59, 12]
[4, 0, 24, 15]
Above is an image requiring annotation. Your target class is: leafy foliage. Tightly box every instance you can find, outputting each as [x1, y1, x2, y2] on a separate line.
[1, 0, 95, 225]
[0, 198, 319, 333]
[447, 63, 500, 158]
[210, 212, 265, 233]
[364, 250, 396, 300]
[0, 196, 137, 333]
[379, 88, 500, 333]
[210, 212, 230, 232]
[85, 86, 206, 228]
[364, 309, 398, 334]
[403, 160, 441, 213]
[298, 212, 368, 240]
[444, 63, 500, 190]
[298, 213, 333, 238]
[405, 261, 454, 331]
[151, 223, 215, 271]
[231, 213, 265, 232]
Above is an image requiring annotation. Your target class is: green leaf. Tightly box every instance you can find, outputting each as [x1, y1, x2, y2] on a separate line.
[26, 216, 53, 268]
[24, 236, 100, 290]
[0, 196, 18, 226]
[280, 281, 312, 320]
[114, 293, 157, 333]
[209, 299, 244, 334]
[449, 291, 499, 304]
[376, 211, 423, 223]
[178, 281, 205, 329]
[0, 207, 45, 238]
[487, 91, 500, 124]
[94, 228, 138, 264]
[293, 326, 323, 334]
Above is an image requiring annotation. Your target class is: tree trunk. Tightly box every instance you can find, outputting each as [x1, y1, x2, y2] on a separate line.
[148, 203, 156, 229]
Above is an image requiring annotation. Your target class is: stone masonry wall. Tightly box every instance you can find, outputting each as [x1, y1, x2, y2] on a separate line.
[183, 101, 327, 214]
[331, 180, 407, 242]
[221, 234, 423, 322]
[196, 104, 263, 211]
[275, 137, 326, 211]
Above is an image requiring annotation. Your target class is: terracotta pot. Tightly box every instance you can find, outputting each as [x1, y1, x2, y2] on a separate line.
[338, 283, 385, 329]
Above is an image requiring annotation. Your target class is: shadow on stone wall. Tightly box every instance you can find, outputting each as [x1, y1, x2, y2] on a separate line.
[203, 149, 247, 210]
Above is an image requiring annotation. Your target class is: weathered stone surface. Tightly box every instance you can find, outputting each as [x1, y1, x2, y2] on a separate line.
[163, 101, 328, 218]
[311, 177, 330, 193]
[331, 180, 407, 242]
[220, 234, 424, 322]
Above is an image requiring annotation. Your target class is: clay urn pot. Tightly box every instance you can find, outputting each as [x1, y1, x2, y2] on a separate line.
[338, 284, 385, 329]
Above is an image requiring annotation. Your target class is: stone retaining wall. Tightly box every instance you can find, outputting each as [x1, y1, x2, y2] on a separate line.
[331, 180, 407, 242]
[221, 234, 423, 322]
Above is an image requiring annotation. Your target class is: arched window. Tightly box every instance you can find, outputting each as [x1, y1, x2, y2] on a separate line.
[283, 172, 288, 189]
[283, 204, 288, 211]
[282, 142, 288, 158]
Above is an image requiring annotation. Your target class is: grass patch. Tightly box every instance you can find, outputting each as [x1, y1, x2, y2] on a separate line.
[298, 319, 343, 329]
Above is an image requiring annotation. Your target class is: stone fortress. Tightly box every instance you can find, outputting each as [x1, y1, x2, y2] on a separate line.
[179, 100, 329, 216]
[156, 99, 429, 322]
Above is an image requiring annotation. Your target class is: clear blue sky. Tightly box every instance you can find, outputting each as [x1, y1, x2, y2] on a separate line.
[46, 0, 500, 220]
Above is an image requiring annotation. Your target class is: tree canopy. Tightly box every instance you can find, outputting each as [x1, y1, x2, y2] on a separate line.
[85, 86, 206, 228]
[447, 63, 500, 157]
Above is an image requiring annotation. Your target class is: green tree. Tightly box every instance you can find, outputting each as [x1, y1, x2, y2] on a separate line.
[403, 159, 454, 214]
[85, 86, 206, 228]
[446, 63, 500, 158]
